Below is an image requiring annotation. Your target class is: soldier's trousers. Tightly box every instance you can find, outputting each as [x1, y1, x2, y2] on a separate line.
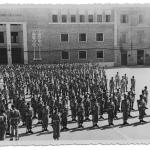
[10, 125, 19, 139]
[0, 126, 6, 140]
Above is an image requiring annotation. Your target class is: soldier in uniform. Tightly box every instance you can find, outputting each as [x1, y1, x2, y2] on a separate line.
[37, 98, 43, 124]
[41, 103, 49, 132]
[77, 102, 84, 128]
[109, 77, 114, 94]
[52, 108, 60, 140]
[31, 94, 37, 119]
[115, 72, 120, 89]
[124, 74, 128, 92]
[137, 95, 147, 123]
[107, 97, 115, 126]
[131, 76, 135, 91]
[91, 101, 99, 127]
[121, 94, 130, 125]
[70, 95, 77, 122]
[9, 105, 20, 141]
[0, 109, 7, 140]
[60, 106, 68, 131]
[25, 103, 33, 134]
[83, 94, 90, 121]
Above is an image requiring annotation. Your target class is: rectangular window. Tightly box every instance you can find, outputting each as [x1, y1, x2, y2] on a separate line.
[97, 15, 102, 22]
[121, 14, 128, 23]
[71, 15, 76, 22]
[88, 15, 93, 22]
[80, 15, 85, 22]
[96, 33, 104, 41]
[61, 34, 68, 42]
[79, 33, 86, 42]
[62, 15, 67, 23]
[52, 15, 58, 23]
[0, 32, 4, 43]
[121, 32, 127, 43]
[11, 32, 19, 43]
[97, 51, 104, 58]
[139, 14, 143, 24]
[106, 15, 111, 22]
[62, 51, 69, 60]
[79, 51, 87, 59]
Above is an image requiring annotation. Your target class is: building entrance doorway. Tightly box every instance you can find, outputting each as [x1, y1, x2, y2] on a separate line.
[137, 50, 144, 65]
[0, 48, 7, 64]
[121, 52, 127, 65]
[11, 48, 23, 64]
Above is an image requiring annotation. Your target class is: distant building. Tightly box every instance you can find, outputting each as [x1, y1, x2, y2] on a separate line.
[0, 4, 150, 66]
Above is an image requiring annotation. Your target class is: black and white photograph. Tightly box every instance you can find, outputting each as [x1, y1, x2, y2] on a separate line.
[0, 0, 150, 146]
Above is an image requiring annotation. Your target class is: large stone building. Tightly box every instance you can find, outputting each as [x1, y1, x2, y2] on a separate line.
[0, 4, 150, 66]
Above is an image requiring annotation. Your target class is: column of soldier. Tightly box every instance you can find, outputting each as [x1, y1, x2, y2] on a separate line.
[0, 63, 148, 141]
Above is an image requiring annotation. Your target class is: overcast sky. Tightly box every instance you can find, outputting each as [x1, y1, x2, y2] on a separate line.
[0, 0, 150, 4]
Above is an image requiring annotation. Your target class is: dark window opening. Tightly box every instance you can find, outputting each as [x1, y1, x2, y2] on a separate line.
[79, 51, 86, 59]
[0, 32, 4, 43]
[106, 15, 111, 22]
[97, 15, 102, 22]
[62, 15, 67, 23]
[79, 33, 86, 41]
[62, 51, 69, 59]
[97, 51, 104, 58]
[71, 15, 76, 22]
[61, 34, 68, 42]
[80, 15, 85, 22]
[96, 33, 103, 41]
[88, 15, 93, 22]
[52, 15, 58, 23]
[11, 32, 19, 43]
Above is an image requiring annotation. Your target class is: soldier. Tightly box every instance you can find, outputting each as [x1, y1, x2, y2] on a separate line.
[121, 94, 130, 125]
[113, 93, 119, 119]
[124, 74, 128, 92]
[37, 98, 43, 124]
[60, 106, 68, 131]
[120, 76, 126, 94]
[5, 103, 10, 135]
[91, 101, 99, 127]
[0, 109, 7, 140]
[107, 97, 115, 126]
[115, 89, 121, 112]
[70, 95, 77, 121]
[131, 76, 135, 91]
[77, 102, 84, 128]
[52, 108, 60, 140]
[115, 72, 120, 89]
[109, 77, 114, 94]
[9, 104, 20, 141]
[31, 94, 37, 119]
[83, 94, 90, 121]
[41, 103, 49, 132]
[143, 86, 148, 105]
[137, 95, 147, 123]
[25, 103, 33, 134]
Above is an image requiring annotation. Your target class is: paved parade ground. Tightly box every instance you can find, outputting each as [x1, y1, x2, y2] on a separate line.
[2, 67, 150, 144]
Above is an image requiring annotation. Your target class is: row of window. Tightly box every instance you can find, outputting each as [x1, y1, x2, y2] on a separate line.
[120, 14, 143, 24]
[121, 30, 144, 43]
[0, 32, 19, 43]
[61, 33, 104, 42]
[61, 50, 104, 60]
[52, 14, 111, 23]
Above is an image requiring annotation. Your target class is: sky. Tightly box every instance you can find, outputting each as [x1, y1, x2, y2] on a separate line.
[1, 0, 150, 4]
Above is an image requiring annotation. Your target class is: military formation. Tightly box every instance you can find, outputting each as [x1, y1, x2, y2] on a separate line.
[0, 63, 148, 141]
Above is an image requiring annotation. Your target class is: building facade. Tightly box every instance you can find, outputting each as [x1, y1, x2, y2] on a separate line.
[0, 4, 150, 66]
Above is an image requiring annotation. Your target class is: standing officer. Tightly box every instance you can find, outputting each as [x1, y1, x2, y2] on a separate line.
[52, 108, 60, 140]
[0, 109, 7, 140]
[41, 103, 49, 132]
[91, 101, 99, 127]
[70, 95, 77, 122]
[107, 97, 115, 126]
[9, 104, 20, 141]
[83, 94, 90, 121]
[77, 102, 84, 128]
[137, 95, 147, 123]
[121, 94, 130, 125]
[60, 106, 68, 131]
[131, 76, 135, 91]
[115, 72, 120, 89]
[25, 103, 33, 134]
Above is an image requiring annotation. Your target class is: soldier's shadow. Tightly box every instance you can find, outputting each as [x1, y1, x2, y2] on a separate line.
[19, 130, 41, 138]
[100, 124, 121, 130]
[36, 131, 53, 136]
